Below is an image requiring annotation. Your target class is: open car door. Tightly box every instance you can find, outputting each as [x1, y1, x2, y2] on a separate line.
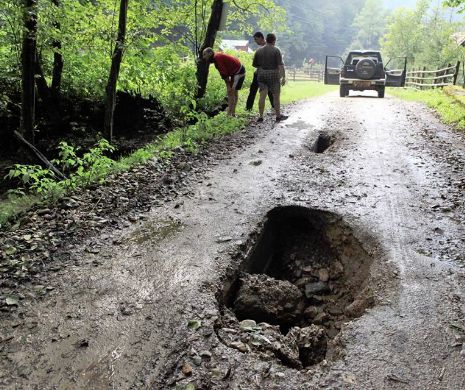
[385, 57, 407, 87]
[324, 56, 344, 85]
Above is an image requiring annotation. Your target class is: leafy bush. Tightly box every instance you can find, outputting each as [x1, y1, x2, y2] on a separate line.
[5, 139, 116, 196]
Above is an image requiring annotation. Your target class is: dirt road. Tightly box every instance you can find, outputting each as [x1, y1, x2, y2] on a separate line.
[1, 91, 465, 389]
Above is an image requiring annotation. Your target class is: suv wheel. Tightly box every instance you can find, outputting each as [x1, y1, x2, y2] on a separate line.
[356, 58, 377, 79]
[339, 85, 348, 97]
[378, 86, 385, 98]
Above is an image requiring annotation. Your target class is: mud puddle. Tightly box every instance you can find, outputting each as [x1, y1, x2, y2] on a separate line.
[127, 218, 183, 245]
[217, 206, 374, 369]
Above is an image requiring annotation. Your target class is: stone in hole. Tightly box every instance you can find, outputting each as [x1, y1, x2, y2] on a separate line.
[311, 131, 333, 153]
[219, 206, 374, 369]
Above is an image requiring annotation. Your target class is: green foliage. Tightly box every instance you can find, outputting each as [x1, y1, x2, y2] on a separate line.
[5, 139, 116, 196]
[6, 164, 59, 194]
[348, 0, 389, 51]
[0, 0, 286, 124]
[381, 0, 465, 68]
[444, 0, 465, 11]
[268, 0, 365, 65]
[155, 0, 286, 55]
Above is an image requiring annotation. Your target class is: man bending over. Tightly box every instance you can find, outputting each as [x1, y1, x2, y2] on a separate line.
[202, 48, 246, 117]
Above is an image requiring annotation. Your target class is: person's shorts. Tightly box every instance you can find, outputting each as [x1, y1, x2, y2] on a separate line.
[257, 69, 280, 94]
[230, 65, 246, 90]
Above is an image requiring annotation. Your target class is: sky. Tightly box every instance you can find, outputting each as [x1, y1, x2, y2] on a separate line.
[383, 0, 418, 8]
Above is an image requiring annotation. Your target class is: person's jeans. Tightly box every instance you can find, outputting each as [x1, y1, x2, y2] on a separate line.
[246, 71, 274, 110]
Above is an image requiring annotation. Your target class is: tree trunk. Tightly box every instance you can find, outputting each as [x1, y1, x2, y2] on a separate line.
[35, 50, 62, 129]
[21, 0, 38, 143]
[195, 0, 224, 100]
[103, 0, 129, 141]
[51, 0, 64, 102]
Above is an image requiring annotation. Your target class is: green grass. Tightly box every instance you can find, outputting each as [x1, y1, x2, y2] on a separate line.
[281, 81, 337, 104]
[389, 87, 465, 129]
[238, 81, 336, 113]
[0, 81, 333, 229]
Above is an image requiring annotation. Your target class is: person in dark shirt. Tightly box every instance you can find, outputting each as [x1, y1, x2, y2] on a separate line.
[202, 48, 246, 117]
[245, 32, 274, 111]
[252, 33, 288, 122]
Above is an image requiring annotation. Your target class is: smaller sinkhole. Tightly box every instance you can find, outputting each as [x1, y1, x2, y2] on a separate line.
[218, 206, 374, 369]
[311, 131, 334, 153]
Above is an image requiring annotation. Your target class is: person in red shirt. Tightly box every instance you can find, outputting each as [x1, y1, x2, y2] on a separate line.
[202, 47, 246, 117]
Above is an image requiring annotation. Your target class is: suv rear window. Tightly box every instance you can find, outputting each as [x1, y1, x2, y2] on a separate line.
[346, 53, 382, 65]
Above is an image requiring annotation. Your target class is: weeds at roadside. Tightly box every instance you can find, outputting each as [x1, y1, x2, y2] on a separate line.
[390, 88, 465, 130]
[0, 112, 248, 228]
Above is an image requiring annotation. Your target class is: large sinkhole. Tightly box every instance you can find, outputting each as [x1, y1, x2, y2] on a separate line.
[311, 131, 334, 153]
[218, 206, 374, 369]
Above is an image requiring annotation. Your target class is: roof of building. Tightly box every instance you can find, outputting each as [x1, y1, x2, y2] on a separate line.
[220, 39, 253, 53]
[451, 32, 465, 47]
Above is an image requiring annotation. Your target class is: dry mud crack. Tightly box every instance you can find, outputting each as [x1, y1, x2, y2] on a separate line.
[1, 92, 465, 389]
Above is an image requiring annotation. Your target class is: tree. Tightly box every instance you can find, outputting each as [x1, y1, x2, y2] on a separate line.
[348, 0, 389, 51]
[444, 0, 465, 11]
[21, 0, 38, 143]
[272, 0, 365, 65]
[382, 0, 464, 68]
[50, 0, 64, 102]
[103, 0, 129, 141]
[381, 0, 430, 64]
[196, 0, 223, 99]
[151, 0, 285, 99]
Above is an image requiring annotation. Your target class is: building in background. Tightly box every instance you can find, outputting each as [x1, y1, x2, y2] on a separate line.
[220, 39, 252, 53]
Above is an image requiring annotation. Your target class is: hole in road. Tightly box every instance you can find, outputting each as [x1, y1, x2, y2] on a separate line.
[218, 206, 374, 369]
[311, 131, 334, 153]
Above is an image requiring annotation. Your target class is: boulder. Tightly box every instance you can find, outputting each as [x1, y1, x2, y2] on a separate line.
[233, 273, 303, 325]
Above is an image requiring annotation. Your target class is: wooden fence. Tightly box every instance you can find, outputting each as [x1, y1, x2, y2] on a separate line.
[405, 62, 460, 89]
[288, 67, 324, 82]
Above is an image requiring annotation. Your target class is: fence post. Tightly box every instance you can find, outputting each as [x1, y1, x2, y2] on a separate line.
[445, 63, 451, 87]
[420, 66, 426, 89]
[454, 61, 460, 85]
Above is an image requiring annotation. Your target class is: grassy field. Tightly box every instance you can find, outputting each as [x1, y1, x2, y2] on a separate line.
[389, 87, 465, 130]
[243, 81, 336, 111]
[281, 81, 337, 104]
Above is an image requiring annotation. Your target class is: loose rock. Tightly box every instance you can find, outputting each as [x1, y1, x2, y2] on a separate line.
[233, 274, 303, 325]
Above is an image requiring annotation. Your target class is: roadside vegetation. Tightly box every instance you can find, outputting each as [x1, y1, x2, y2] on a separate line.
[389, 87, 465, 129]
[0, 80, 335, 228]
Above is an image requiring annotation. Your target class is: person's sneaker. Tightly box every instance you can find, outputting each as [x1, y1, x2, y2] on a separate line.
[276, 115, 288, 122]
[257, 117, 264, 123]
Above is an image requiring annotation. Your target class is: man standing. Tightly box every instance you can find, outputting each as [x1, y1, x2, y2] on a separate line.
[246, 32, 274, 111]
[202, 47, 246, 117]
[252, 33, 288, 122]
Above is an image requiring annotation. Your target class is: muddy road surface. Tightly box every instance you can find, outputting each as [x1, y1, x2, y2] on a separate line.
[1, 91, 465, 389]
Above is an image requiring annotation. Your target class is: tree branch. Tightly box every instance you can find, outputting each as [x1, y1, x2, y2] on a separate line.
[14, 130, 67, 180]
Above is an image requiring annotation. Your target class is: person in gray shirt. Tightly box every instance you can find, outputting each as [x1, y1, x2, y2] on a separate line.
[246, 32, 274, 111]
[252, 33, 288, 122]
